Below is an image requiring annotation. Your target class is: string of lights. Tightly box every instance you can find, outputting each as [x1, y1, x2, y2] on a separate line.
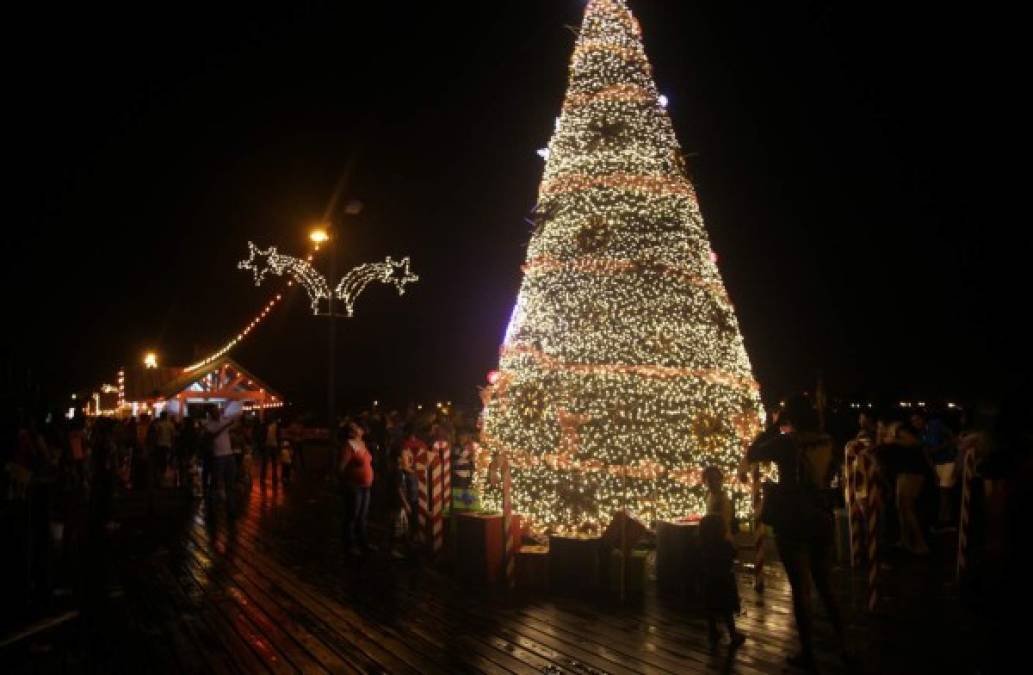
[334, 256, 419, 316]
[182, 244, 323, 374]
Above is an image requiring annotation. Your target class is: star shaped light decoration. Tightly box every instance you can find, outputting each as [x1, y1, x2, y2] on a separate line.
[555, 406, 592, 457]
[382, 256, 419, 295]
[237, 242, 280, 286]
[240, 242, 417, 316]
[334, 256, 419, 317]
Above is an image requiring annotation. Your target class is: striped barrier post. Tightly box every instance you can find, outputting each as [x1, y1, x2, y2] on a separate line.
[416, 445, 429, 547]
[441, 443, 451, 516]
[429, 453, 444, 555]
[501, 454, 515, 588]
[862, 453, 881, 612]
[844, 441, 865, 568]
[957, 446, 976, 580]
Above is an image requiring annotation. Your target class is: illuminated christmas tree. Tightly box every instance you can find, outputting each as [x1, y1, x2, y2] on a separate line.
[480, 0, 765, 536]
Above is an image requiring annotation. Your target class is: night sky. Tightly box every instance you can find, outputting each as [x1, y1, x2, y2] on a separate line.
[6, 1, 1021, 411]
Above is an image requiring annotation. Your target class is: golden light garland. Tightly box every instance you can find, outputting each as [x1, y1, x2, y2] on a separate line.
[522, 255, 731, 305]
[480, 0, 765, 536]
[540, 173, 698, 201]
[563, 83, 655, 112]
[500, 344, 760, 393]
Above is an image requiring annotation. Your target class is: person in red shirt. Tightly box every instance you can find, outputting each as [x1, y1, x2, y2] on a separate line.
[338, 420, 375, 556]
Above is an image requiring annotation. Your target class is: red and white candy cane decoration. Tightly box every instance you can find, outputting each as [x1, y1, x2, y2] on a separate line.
[415, 445, 429, 546]
[432, 440, 451, 516]
[861, 452, 881, 612]
[957, 446, 976, 580]
[844, 440, 867, 568]
[501, 453, 515, 588]
[428, 452, 445, 555]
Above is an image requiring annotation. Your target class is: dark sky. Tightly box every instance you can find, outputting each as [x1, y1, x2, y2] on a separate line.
[6, 1, 1022, 411]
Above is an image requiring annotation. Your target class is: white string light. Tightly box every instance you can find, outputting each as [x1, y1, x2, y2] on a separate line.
[334, 256, 419, 316]
[239, 242, 418, 316]
[239, 242, 331, 314]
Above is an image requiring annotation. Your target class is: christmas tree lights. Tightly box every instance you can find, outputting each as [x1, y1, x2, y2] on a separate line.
[480, 0, 764, 536]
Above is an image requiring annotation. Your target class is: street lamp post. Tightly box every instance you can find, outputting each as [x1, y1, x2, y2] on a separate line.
[328, 230, 338, 444]
[308, 226, 338, 444]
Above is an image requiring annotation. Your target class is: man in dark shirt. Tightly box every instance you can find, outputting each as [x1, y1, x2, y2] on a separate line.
[746, 397, 847, 669]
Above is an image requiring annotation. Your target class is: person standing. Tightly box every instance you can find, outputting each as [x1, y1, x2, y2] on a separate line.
[286, 418, 305, 470]
[66, 416, 88, 488]
[890, 425, 931, 554]
[703, 466, 734, 541]
[700, 515, 746, 652]
[452, 431, 479, 510]
[388, 445, 415, 559]
[260, 416, 280, 489]
[337, 421, 375, 556]
[153, 412, 175, 487]
[747, 396, 848, 670]
[203, 407, 240, 516]
[739, 406, 787, 593]
[88, 418, 117, 535]
[175, 417, 198, 492]
[924, 414, 958, 531]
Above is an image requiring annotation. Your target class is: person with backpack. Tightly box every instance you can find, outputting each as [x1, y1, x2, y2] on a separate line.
[746, 395, 848, 670]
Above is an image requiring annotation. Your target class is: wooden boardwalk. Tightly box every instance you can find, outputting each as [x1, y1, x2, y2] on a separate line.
[4, 471, 982, 674]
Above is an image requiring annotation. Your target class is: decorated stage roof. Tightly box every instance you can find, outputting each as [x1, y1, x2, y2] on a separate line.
[123, 356, 284, 404]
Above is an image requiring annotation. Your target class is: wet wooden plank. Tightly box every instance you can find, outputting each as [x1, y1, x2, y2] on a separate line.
[163, 546, 274, 675]
[127, 555, 217, 675]
[148, 558, 244, 675]
[100, 475, 978, 675]
[228, 504, 647, 675]
[178, 537, 333, 675]
[188, 515, 439, 674]
[177, 527, 360, 674]
[228, 511, 568, 675]
[173, 542, 301, 675]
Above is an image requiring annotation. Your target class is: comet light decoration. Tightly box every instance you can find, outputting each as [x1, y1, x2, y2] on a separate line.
[238, 242, 418, 316]
[334, 256, 419, 317]
[479, 0, 765, 536]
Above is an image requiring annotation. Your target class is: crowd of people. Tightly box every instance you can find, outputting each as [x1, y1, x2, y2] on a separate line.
[722, 393, 1033, 670]
[0, 404, 314, 620]
[4, 393, 1029, 668]
[331, 407, 482, 559]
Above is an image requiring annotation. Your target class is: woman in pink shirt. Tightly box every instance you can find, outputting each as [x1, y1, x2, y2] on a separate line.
[338, 420, 375, 556]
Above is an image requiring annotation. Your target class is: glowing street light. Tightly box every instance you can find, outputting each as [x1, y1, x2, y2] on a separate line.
[309, 228, 330, 245]
[144, 352, 158, 369]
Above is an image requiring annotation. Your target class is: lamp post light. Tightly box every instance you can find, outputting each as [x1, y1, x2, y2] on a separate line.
[239, 198, 418, 448]
[310, 225, 339, 444]
[310, 198, 361, 444]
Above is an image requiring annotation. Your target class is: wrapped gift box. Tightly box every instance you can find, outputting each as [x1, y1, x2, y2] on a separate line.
[655, 520, 701, 600]
[517, 544, 549, 590]
[549, 535, 601, 595]
[455, 512, 522, 585]
[606, 548, 648, 595]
